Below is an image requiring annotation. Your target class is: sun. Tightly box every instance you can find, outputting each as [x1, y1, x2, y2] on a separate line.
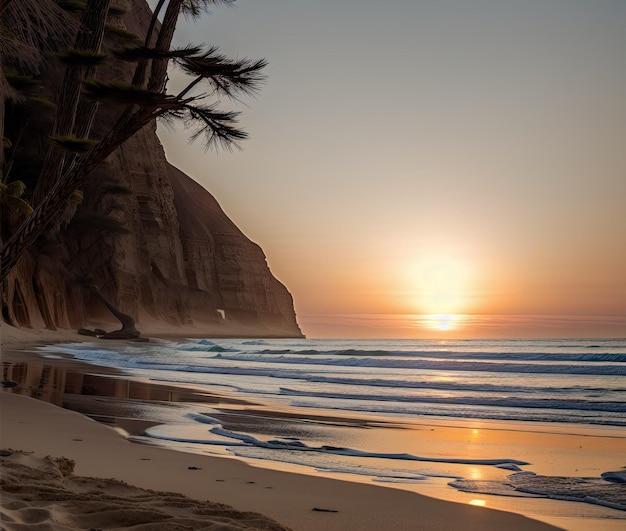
[422, 314, 461, 331]
[434, 314, 453, 330]
[413, 256, 471, 315]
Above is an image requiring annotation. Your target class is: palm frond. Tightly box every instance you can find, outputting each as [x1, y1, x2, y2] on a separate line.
[25, 96, 57, 113]
[181, 0, 235, 18]
[5, 180, 27, 197]
[57, 49, 108, 67]
[167, 102, 247, 151]
[69, 189, 83, 204]
[81, 79, 172, 107]
[175, 47, 267, 98]
[1, 0, 77, 72]
[114, 44, 203, 62]
[3, 71, 44, 94]
[0, 32, 42, 75]
[3, 195, 34, 216]
[50, 135, 97, 152]
[104, 24, 142, 44]
[107, 5, 126, 16]
[55, 0, 85, 12]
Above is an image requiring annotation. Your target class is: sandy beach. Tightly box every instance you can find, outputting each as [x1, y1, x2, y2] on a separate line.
[2, 325, 622, 530]
[1, 390, 564, 531]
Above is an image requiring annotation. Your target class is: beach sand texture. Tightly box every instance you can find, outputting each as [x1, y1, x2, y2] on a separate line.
[1, 450, 290, 530]
[0, 390, 560, 531]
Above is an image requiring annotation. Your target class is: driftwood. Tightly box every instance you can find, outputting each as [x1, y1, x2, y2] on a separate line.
[82, 285, 140, 339]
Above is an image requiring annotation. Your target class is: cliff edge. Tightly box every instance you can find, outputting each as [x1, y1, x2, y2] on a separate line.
[1, 0, 302, 338]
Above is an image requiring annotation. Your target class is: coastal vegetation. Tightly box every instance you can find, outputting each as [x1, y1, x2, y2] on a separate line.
[0, 0, 266, 284]
[0, 0, 301, 336]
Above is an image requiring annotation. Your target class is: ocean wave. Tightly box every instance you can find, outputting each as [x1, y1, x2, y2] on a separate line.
[228, 446, 463, 483]
[38, 344, 120, 358]
[241, 340, 270, 345]
[173, 344, 238, 353]
[229, 348, 626, 362]
[142, 417, 527, 467]
[289, 399, 626, 426]
[204, 427, 529, 465]
[133, 362, 625, 398]
[304, 375, 625, 395]
[278, 387, 626, 412]
[209, 353, 626, 375]
[450, 471, 626, 511]
[37, 338, 626, 429]
[185, 412, 221, 425]
[602, 471, 626, 483]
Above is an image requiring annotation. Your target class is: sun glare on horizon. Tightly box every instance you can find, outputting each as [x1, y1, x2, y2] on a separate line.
[422, 314, 463, 331]
[408, 256, 474, 319]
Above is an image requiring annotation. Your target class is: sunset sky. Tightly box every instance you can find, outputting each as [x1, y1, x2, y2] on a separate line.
[153, 0, 626, 338]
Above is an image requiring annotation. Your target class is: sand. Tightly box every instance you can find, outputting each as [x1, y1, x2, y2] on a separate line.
[1, 451, 290, 531]
[0, 393, 563, 531]
[1, 324, 564, 530]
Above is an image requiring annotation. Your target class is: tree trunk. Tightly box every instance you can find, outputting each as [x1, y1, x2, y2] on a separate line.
[0, 107, 155, 281]
[88, 284, 140, 339]
[148, 0, 183, 93]
[131, 0, 167, 88]
[32, 0, 111, 206]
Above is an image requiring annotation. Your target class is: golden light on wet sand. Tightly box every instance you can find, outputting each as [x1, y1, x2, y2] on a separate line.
[469, 499, 487, 507]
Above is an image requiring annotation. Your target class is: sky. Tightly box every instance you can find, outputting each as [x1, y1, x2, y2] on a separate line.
[151, 0, 626, 339]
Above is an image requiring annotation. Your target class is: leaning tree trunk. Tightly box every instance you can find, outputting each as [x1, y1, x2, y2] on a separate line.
[0, 106, 155, 281]
[88, 284, 139, 339]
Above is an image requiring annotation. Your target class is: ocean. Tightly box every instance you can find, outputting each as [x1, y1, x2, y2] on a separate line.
[38, 337, 626, 524]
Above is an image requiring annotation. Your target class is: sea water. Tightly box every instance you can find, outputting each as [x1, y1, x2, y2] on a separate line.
[39, 337, 626, 519]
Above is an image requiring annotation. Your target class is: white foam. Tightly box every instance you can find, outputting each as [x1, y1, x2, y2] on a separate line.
[451, 471, 626, 511]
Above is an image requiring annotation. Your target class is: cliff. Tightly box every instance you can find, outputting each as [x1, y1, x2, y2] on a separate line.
[1, 0, 302, 338]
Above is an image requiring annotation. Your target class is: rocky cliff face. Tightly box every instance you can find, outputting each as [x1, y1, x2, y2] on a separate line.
[1, 0, 302, 338]
[168, 164, 301, 332]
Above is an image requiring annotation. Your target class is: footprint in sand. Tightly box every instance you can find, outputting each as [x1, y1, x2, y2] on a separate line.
[15, 507, 52, 524]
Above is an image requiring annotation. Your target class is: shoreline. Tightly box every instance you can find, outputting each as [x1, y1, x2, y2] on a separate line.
[2, 327, 623, 530]
[1, 394, 562, 531]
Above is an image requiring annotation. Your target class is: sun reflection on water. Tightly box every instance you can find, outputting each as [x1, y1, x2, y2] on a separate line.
[468, 467, 482, 480]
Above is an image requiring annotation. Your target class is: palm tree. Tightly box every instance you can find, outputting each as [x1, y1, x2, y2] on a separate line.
[0, 0, 75, 166]
[0, 0, 266, 282]
[32, 0, 112, 205]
